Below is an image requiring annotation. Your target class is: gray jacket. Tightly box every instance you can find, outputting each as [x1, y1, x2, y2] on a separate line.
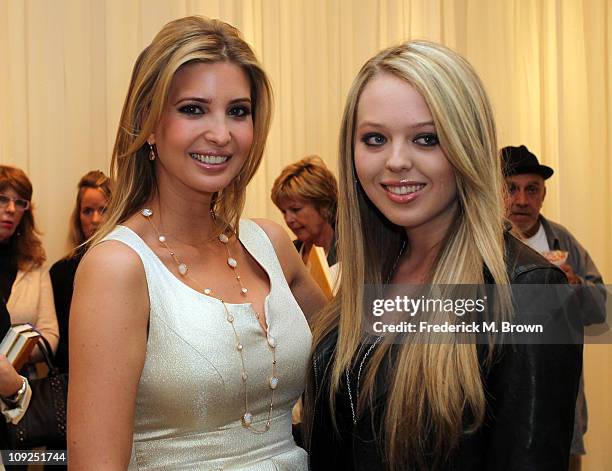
[540, 215, 607, 326]
[540, 217, 606, 454]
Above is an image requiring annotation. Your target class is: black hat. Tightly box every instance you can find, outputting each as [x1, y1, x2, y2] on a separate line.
[501, 145, 554, 180]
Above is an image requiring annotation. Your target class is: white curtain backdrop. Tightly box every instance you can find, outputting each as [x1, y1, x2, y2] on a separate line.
[1, 1, 610, 467]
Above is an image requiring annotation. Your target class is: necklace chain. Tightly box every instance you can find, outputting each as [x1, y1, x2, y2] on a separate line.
[347, 239, 407, 425]
[385, 239, 408, 284]
[141, 208, 277, 433]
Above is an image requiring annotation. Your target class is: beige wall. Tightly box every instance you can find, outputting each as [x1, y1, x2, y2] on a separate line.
[0, 1, 610, 468]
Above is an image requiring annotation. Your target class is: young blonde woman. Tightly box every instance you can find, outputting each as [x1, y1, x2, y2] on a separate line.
[304, 41, 581, 470]
[68, 17, 326, 470]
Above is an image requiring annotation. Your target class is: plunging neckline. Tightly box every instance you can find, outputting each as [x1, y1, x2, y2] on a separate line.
[116, 224, 273, 335]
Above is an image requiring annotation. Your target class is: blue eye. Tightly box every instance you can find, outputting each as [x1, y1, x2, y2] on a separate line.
[362, 133, 387, 146]
[414, 133, 439, 146]
[179, 104, 204, 115]
[229, 106, 251, 118]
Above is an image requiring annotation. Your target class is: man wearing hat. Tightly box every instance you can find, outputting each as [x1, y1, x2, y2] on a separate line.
[502, 144, 606, 470]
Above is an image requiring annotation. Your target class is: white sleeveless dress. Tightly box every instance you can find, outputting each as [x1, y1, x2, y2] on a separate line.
[102, 220, 312, 470]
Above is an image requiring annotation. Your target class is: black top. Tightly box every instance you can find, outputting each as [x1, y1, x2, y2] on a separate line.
[0, 241, 18, 304]
[0, 300, 12, 449]
[0, 300, 11, 342]
[308, 233, 582, 470]
[49, 251, 83, 374]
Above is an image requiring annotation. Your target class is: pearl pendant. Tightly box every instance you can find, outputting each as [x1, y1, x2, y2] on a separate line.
[142, 205, 278, 431]
[242, 412, 253, 427]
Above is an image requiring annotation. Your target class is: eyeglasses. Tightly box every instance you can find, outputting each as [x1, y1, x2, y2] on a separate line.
[0, 194, 30, 211]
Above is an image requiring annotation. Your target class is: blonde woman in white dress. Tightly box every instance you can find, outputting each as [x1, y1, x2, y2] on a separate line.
[68, 16, 327, 470]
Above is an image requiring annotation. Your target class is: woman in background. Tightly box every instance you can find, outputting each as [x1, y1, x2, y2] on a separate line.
[0, 165, 58, 361]
[0, 166, 51, 463]
[271, 156, 337, 267]
[50, 170, 112, 374]
[305, 41, 581, 470]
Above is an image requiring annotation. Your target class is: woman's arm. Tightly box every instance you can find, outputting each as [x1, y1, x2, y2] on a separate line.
[0, 354, 31, 424]
[67, 241, 149, 470]
[252, 219, 329, 323]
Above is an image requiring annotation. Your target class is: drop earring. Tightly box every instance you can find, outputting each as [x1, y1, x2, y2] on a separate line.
[148, 142, 156, 161]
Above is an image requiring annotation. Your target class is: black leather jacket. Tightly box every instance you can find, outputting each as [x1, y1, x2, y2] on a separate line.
[308, 234, 583, 470]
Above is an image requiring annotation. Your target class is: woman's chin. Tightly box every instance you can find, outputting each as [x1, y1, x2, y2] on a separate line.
[0, 229, 16, 243]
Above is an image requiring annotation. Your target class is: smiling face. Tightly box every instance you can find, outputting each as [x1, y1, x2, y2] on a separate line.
[0, 187, 27, 243]
[277, 197, 329, 245]
[79, 188, 109, 240]
[149, 61, 254, 200]
[354, 72, 458, 238]
[504, 173, 545, 237]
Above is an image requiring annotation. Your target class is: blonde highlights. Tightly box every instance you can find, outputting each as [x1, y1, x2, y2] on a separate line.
[270, 155, 338, 225]
[93, 16, 273, 245]
[305, 41, 511, 470]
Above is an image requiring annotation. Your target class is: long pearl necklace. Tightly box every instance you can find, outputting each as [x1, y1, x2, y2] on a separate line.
[141, 208, 278, 433]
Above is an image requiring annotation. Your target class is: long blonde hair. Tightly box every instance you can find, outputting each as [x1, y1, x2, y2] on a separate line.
[93, 16, 272, 244]
[305, 41, 511, 470]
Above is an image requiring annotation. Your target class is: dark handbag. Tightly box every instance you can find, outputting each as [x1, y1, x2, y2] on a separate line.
[6, 336, 67, 449]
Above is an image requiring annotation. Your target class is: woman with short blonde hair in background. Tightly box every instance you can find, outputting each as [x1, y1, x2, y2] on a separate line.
[68, 16, 326, 470]
[304, 41, 580, 470]
[271, 155, 338, 266]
